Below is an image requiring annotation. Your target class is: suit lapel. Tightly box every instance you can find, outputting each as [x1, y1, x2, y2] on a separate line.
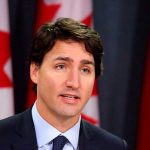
[79, 119, 94, 150]
[12, 109, 38, 150]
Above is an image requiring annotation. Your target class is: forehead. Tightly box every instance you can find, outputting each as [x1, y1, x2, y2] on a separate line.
[43, 40, 94, 63]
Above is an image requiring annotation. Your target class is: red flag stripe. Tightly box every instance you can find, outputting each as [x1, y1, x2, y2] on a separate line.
[136, 36, 150, 150]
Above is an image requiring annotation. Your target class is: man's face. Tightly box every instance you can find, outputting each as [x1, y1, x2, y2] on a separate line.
[30, 40, 95, 121]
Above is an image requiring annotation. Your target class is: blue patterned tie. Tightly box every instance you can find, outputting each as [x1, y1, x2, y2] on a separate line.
[52, 135, 68, 150]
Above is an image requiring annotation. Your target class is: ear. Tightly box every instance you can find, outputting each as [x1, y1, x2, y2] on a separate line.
[30, 63, 39, 84]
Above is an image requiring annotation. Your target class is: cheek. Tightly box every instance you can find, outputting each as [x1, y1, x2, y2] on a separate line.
[82, 78, 95, 98]
[39, 72, 64, 95]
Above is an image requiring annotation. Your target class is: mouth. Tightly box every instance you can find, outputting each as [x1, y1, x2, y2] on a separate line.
[60, 94, 80, 104]
[60, 94, 80, 99]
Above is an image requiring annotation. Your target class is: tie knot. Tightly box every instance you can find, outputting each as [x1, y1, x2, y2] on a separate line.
[52, 135, 68, 150]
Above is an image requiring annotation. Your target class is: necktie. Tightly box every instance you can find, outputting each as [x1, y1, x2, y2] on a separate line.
[52, 135, 68, 150]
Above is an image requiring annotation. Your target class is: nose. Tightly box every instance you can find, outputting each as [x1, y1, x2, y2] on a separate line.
[66, 69, 80, 89]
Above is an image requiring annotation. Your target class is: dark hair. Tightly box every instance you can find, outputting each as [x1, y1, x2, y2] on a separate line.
[30, 17, 104, 92]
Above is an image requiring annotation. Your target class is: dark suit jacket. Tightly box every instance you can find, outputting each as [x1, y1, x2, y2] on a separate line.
[0, 108, 128, 150]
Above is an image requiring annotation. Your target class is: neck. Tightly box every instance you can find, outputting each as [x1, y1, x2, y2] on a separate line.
[48, 115, 80, 132]
[36, 101, 80, 132]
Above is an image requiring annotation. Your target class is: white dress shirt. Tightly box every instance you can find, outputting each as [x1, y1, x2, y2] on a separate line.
[32, 102, 81, 150]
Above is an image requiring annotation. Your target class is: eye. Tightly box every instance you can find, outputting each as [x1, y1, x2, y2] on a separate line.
[55, 64, 66, 70]
[81, 67, 90, 74]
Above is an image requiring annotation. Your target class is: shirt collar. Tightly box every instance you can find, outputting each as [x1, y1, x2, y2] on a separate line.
[32, 102, 81, 149]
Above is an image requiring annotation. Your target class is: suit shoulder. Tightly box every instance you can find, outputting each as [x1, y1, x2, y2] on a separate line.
[82, 120, 128, 149]
[0, 109, 31, 134]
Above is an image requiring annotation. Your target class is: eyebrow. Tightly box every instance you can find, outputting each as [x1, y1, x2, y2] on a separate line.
[54, 56, 71, 62]
[80, 60, 95, 66]
[53, 56, 95, 66]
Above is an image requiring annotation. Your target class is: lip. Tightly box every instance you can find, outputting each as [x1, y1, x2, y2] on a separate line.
[59, 94, 80, 104]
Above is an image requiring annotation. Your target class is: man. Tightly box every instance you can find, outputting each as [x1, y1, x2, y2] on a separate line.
[0, 18, 128, 150]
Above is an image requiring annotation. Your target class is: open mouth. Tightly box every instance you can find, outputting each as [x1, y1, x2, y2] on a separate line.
[60, 94, 80, 100]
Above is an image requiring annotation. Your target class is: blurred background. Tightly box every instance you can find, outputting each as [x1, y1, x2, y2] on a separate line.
[0, 0, 150, 150]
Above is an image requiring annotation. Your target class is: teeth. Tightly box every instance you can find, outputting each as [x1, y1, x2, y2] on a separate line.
[62, 95, 77, 99]
[66, 96, 74, 99]
[61, 94, 79, 99]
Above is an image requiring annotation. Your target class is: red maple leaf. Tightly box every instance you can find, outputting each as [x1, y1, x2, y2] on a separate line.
[82, 13, 93, 27]
[81, 113, 98, 125]
[34, 0, 61, 31]
[0, 31, 12, 87]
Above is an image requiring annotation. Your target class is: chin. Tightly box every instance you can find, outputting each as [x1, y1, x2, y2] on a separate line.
[61, 110, 81, 118]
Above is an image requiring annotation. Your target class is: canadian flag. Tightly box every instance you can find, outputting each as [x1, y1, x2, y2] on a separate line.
[0, 0, 14, 119]
[27, 0, 100, 125]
